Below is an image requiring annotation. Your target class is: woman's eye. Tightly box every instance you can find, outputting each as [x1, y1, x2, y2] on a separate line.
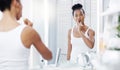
[75, 15, 78, 17]
[80, 13, 83, 16]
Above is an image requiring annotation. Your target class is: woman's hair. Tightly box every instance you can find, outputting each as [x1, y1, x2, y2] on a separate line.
[0, 0, 12, 12]
[72, 3, 85, 16]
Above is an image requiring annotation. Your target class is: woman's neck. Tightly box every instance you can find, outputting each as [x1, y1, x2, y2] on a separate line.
[0, 10, 17, 25]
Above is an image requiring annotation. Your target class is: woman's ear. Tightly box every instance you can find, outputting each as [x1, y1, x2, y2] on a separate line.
[11, 0, 16, 7]
[12, 0, 19, 8]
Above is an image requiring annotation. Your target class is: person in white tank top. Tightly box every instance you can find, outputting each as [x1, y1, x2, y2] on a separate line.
[67, 3, 95, 63]
[0, 0, 52, 70]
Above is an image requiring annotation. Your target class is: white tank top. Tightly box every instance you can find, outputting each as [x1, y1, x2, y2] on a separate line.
[70, 26, 90, 63]
[0, 25, 30, 70]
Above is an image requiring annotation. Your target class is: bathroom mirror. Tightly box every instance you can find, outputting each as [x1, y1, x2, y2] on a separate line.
[11, 0, 97, 69]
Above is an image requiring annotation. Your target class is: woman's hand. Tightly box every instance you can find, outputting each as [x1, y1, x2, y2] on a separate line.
[24, 18, 33, 27]
[76, 21, 83, 32]
[77, 17, 84, 32]
[81, 15, 85, 24]
[78, 14, 85, 25]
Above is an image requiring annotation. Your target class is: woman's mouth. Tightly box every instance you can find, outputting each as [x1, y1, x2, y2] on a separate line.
[78, 20, 81, 23]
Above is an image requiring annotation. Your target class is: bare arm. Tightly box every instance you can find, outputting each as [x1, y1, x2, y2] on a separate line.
[32, 29, 52, 60]
[80, 29, 95, 49]
[77, 13, 95, 49]
[67, 29, 72, 60]
[22, 27, 52, 60]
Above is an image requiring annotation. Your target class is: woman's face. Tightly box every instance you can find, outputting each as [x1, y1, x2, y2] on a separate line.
[15, 0, 22, 20]
[73, 9, 84, 25]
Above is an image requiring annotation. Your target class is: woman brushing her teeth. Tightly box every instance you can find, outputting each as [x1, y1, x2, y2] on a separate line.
[67, 3, 95, 63]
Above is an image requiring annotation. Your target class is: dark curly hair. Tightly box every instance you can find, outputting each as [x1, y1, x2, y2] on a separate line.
[0, 0, 12, 12]
[72, 3, 85, 16]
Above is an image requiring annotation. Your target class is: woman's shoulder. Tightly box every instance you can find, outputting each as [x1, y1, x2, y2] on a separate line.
[88, 28, 95, 36]
[22, 25, 38, 38]
[68, 28, 73, 34]
[85, 25, 94, 31]
[21, 26, 39, 48]
[23, 25, 35, 32]
[88, 27, 94, 33]
[68, 28, 72, 32]
[85, 25, 95, 35]
[68, 28, 72, 37]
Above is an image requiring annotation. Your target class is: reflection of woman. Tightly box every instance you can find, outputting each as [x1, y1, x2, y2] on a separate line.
[67, 3, 95, 62]
[0, 0, 52, 69]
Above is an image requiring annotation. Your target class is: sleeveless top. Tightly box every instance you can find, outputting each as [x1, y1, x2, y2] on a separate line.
[70, 26, 91, 63]
[0, 25, 30, 70]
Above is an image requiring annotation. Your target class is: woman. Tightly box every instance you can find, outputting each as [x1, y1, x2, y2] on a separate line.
[67, 3, 95, 63]
[0, 0, 52, 70]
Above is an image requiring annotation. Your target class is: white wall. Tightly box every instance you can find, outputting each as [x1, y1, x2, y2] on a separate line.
[56, 0, 73, 54]
[47, 0, 57, 64]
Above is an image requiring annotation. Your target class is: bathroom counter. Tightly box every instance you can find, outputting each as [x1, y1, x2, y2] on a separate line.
[30, 64, 95, 70]
[42, 63, 95, 70]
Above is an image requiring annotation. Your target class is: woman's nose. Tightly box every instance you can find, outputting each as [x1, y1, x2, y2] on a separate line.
[77, 16, 81, 19]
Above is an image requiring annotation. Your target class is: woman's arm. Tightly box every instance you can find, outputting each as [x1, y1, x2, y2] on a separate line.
[67, 29, 72, 60]
[32, 29, 52, 60]
[80, 29, 95, 49]
[22, 27, 52, 60]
